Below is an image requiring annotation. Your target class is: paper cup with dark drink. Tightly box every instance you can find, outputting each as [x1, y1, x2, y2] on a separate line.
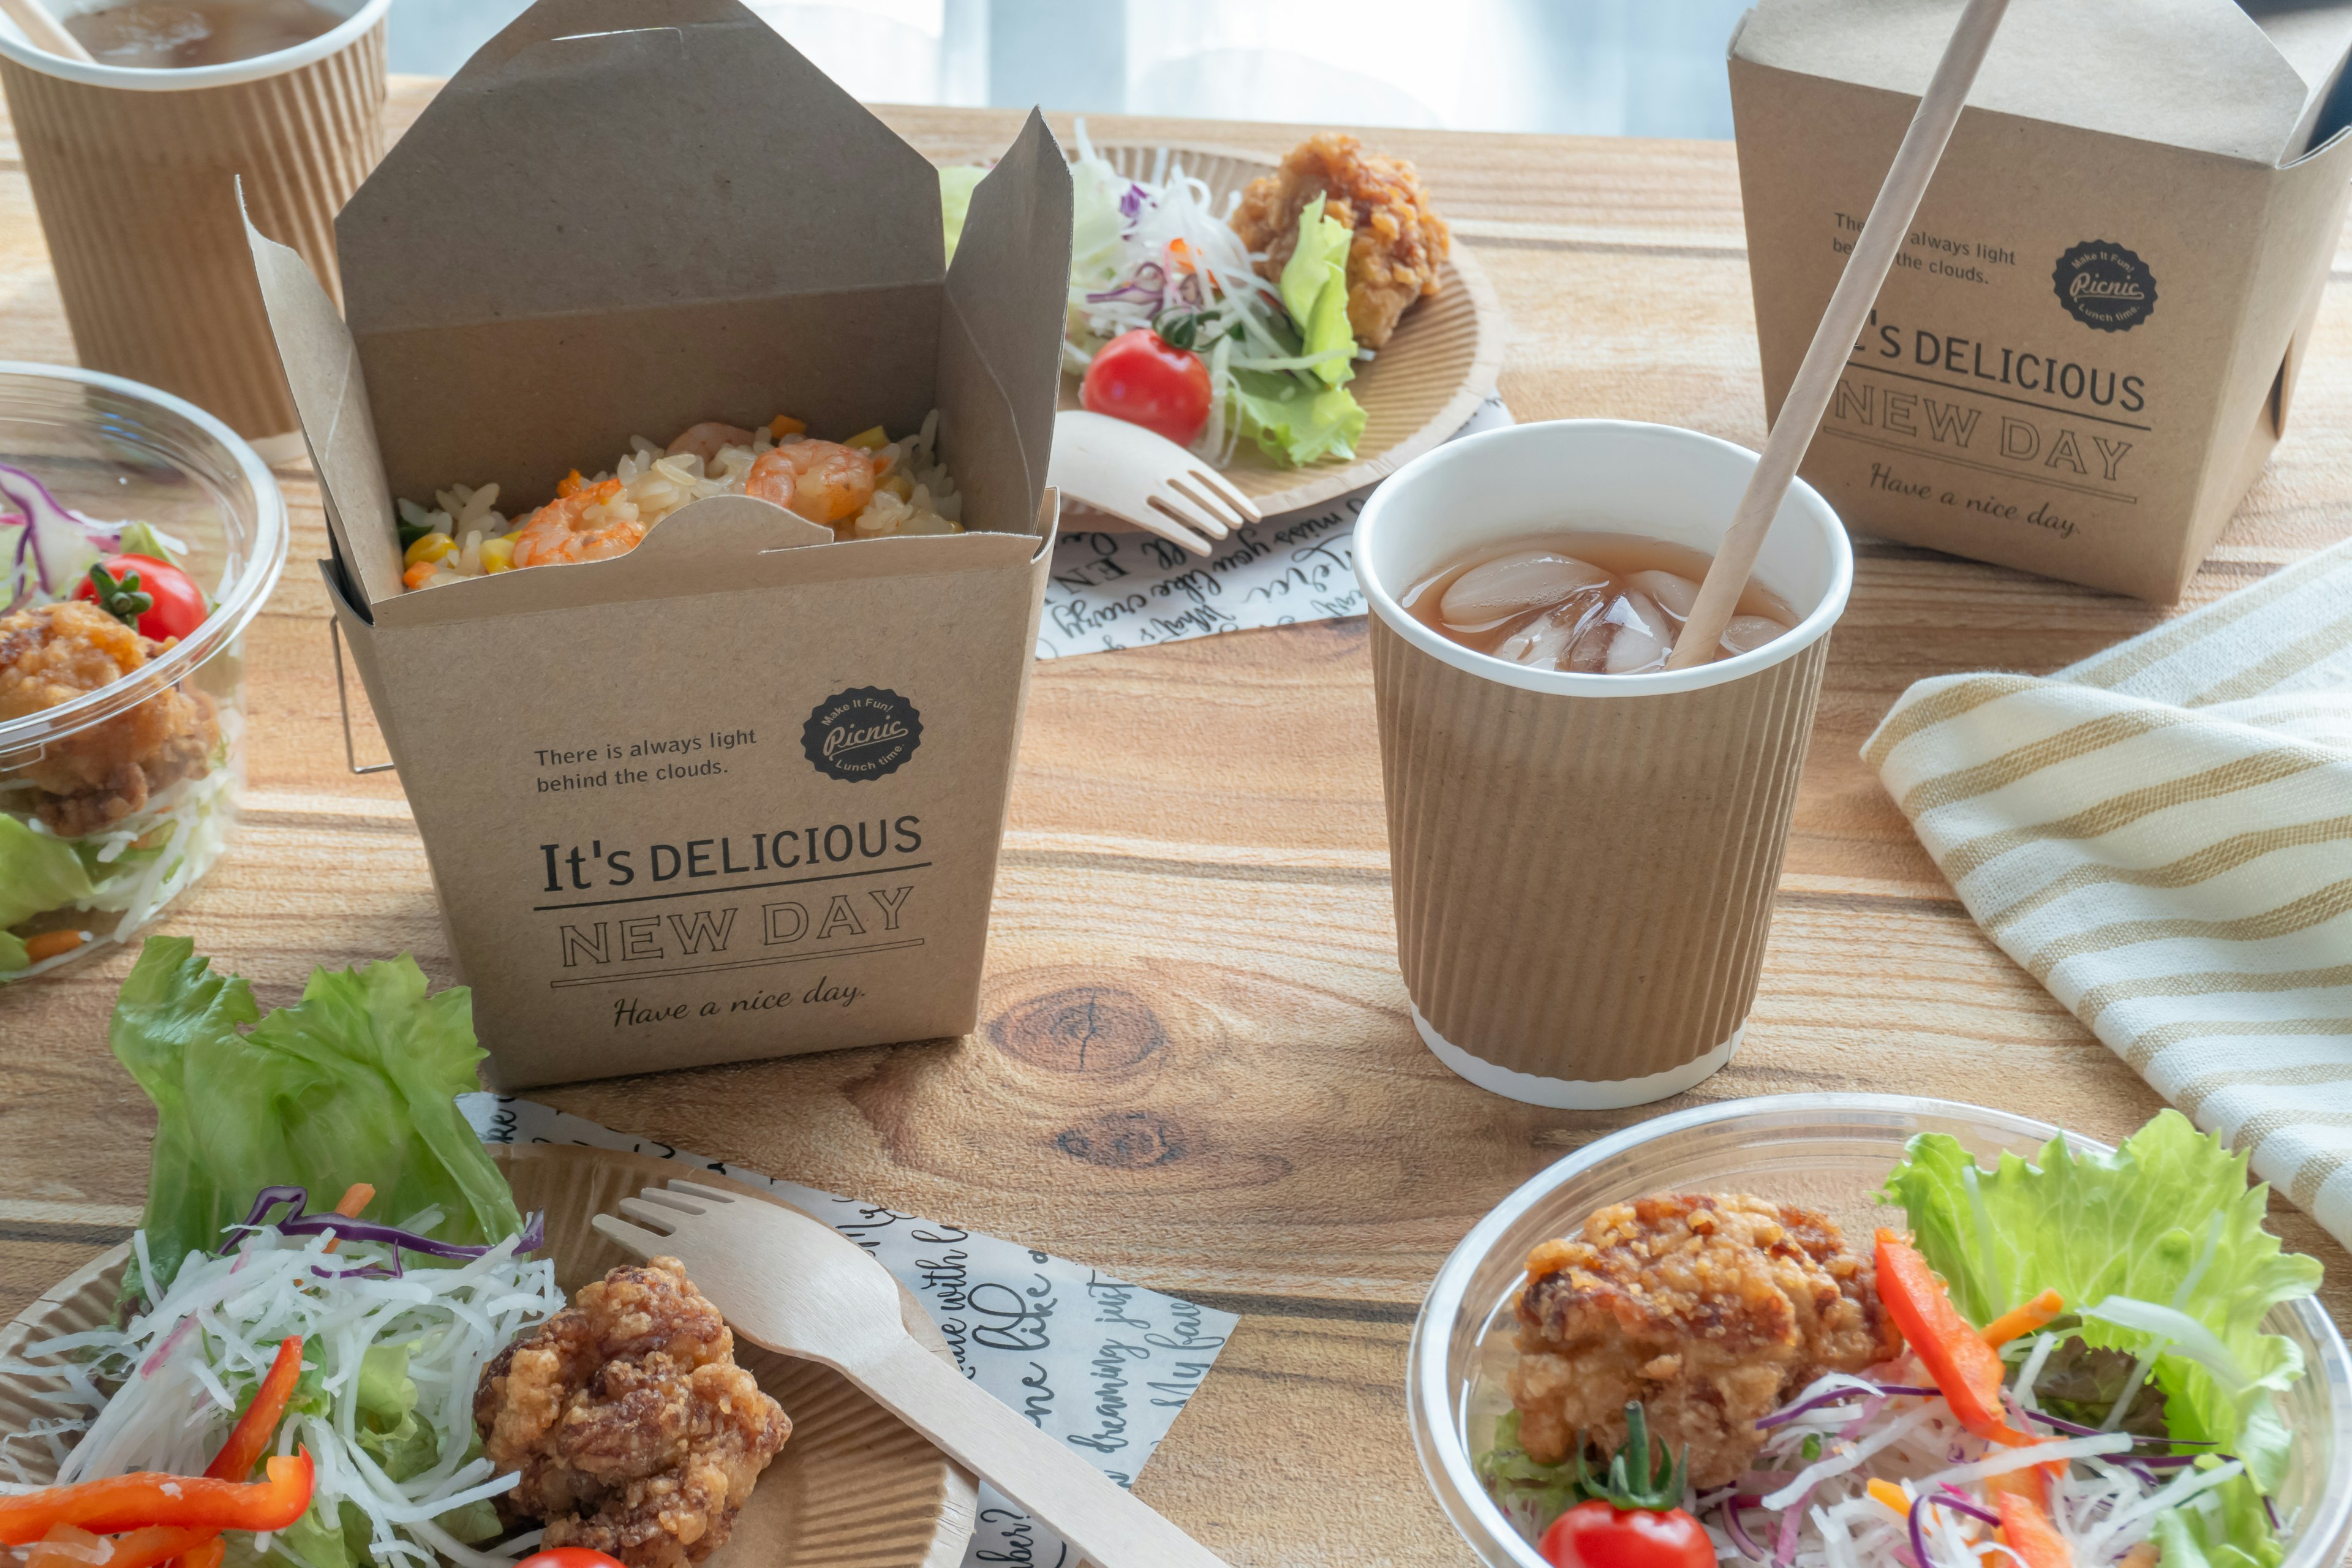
[1354, 419, 1853, 1107]
[0, 0, 387, 450]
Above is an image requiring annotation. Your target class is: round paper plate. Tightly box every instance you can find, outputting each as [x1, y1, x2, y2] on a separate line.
[1065, 141, 1505, 524]
[0, 1144, 976, 1568]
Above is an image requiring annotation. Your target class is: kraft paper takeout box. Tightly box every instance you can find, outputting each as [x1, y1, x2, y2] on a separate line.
[243, 0, 1073, 1088]
[1732, 0, 2352, 602]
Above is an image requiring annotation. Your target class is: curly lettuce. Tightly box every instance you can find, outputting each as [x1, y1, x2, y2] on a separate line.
[1882, 1110, 2321, 1566]
[110, 937, 521, 1295]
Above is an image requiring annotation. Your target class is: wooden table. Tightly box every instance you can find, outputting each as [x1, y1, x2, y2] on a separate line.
[4, 86, 2351, 1566]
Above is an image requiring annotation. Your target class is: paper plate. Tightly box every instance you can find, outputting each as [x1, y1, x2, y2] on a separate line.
[1066, 141, 1504, 523]
[0, 1144, 976, 1568]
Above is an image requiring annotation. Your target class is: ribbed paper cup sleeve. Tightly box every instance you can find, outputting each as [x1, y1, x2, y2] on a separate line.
[1372, 612, 1830, 1086]
[1, 21, 385, 440]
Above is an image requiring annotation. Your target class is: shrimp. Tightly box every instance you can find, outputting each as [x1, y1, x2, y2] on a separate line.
[747, 439, 879, 526]
[666, 422, 756, 466]
[509, 478, 646, 568]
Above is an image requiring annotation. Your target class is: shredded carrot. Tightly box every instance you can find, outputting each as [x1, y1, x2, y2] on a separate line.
[1983, 1289, 2065, 1349]
[21, 932, 85, 963]
[167, 1541, 223, 1568]
[2117, 1544, 2157, 1568]
[320, 1185, 373, 1255]
[769, 415, 806, 438]
[1867, 1479, 1911, 1518]
[28, 1525, 110, 1568]
[1167, 236, 1197, 273]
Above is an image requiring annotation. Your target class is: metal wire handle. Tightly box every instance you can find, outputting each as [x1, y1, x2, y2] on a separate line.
[328, 616, 396, 775]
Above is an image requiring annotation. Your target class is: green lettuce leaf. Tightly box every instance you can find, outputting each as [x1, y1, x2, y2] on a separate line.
[0, 812, 98, 936]
[110, 937, 521, 1295]
[1277, 192, 1357, 389]
[1227, 368, 1366, 467]
[1881, 1108, 2321, 1502]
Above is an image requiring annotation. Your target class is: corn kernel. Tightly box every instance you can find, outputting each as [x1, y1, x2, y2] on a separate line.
[883, 473, 914, 500]
[404, 531, 454, 567]
[769, 415, 807, 438]
[480, 537, 516, 574]
[844, 424, 889, 451]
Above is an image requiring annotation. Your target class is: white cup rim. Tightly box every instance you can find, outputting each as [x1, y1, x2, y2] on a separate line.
[1354, 418, 1856, 698]
[0, 0, 390, 89]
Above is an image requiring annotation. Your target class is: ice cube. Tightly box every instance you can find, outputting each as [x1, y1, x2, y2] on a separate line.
[1719, 614, 1792, 657]
[1495, 589, 1602, 668]
[1603, 590, 1671, 674]
[1624, 568, 1699, 623]
[1440, 550, 1610, 631]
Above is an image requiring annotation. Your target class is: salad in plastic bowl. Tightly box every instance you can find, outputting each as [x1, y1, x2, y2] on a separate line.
[1412, 1096, 2352, 1568]
[0, 364, 287, 980]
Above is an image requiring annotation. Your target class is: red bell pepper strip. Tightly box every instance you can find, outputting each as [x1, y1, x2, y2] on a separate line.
[206, 1336, 303, 1482]
[26, 1525, 111, 1568]
[1874, 1230, 2030, 1442]
[0, 1452, 313, 1544]
[1996, 1490, 2075, 1568]
[91, 1528, 216, 1568]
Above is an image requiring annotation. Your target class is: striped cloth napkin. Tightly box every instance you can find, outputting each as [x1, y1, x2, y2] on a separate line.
[1864, 539, 2352, 1248]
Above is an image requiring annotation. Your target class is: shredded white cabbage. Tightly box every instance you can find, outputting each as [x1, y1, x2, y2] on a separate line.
[0, 1225, 562, 1568]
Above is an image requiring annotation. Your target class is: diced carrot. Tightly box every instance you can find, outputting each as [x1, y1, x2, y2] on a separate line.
[22, 932, 85, 963]
[769, 415, 806, 438]
[556, 469, 586, 499]
[1983, 1289, 2065, 1349]
[401, 560, 438, 590]
[320, 1185, 374, 1256]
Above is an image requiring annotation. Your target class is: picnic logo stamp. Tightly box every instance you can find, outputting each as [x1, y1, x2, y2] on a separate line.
[803, 687, 922, 780]
[2052, 241, 2157, 333]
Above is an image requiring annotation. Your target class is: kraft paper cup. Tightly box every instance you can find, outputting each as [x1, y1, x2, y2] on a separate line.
[0, 0, 390, 449]
[1354, 419, 1853, 1109]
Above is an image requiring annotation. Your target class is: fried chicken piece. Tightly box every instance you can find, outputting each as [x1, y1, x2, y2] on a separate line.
[1508, 1193, 1899, 1488]
[0, 600, 218, 837]
[1229, 132, 1451, 348]
[476, 1257, 791, 1568]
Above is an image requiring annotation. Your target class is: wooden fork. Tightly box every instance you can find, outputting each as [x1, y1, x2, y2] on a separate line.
[594, 1181, 1234, 1568]
[1049, 410, 1262, 556]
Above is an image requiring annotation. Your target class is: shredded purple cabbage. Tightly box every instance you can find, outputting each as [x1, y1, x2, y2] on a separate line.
[1907, 1488, 2002, 1567]
[0, 461, 117, 603]
[239, 1185, 544, 1259]
[1757, 1384, 1939, 1429]
[1721, 1496, 1768, 1562]
[2020, 1408, 2215, 1447]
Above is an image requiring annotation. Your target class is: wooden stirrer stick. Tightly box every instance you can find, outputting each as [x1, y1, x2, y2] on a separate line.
[1665, 0, 2011, 670]
[0, 0, 95, 63]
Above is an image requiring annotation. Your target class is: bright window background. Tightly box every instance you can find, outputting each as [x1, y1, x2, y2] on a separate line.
[385, 0, 1753, 137]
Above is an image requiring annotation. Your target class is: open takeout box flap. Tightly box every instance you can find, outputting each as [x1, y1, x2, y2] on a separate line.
[249, 0, 1071, 620]
[1733, 0, 2334, 167]
[942, 108, 1074, 529]
[242, 205, 406, 613]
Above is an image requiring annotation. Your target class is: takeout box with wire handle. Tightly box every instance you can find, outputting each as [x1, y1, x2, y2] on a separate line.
[241, 0, 1072, 1088]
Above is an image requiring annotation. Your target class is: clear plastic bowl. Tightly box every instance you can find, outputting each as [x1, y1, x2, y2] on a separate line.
[1410, 1093, 2352, 1568]
[0, 363, 287, 978]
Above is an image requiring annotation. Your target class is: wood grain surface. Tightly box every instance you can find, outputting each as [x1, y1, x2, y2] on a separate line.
[2, 85, 2348, 1567]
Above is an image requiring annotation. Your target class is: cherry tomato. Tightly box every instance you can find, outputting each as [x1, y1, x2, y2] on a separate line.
[1079, 329, 1212, 447]
[513, 1551, 628, 1568]
[1538, 1501, 1715, 1568]
[71, 554, 206, 642]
